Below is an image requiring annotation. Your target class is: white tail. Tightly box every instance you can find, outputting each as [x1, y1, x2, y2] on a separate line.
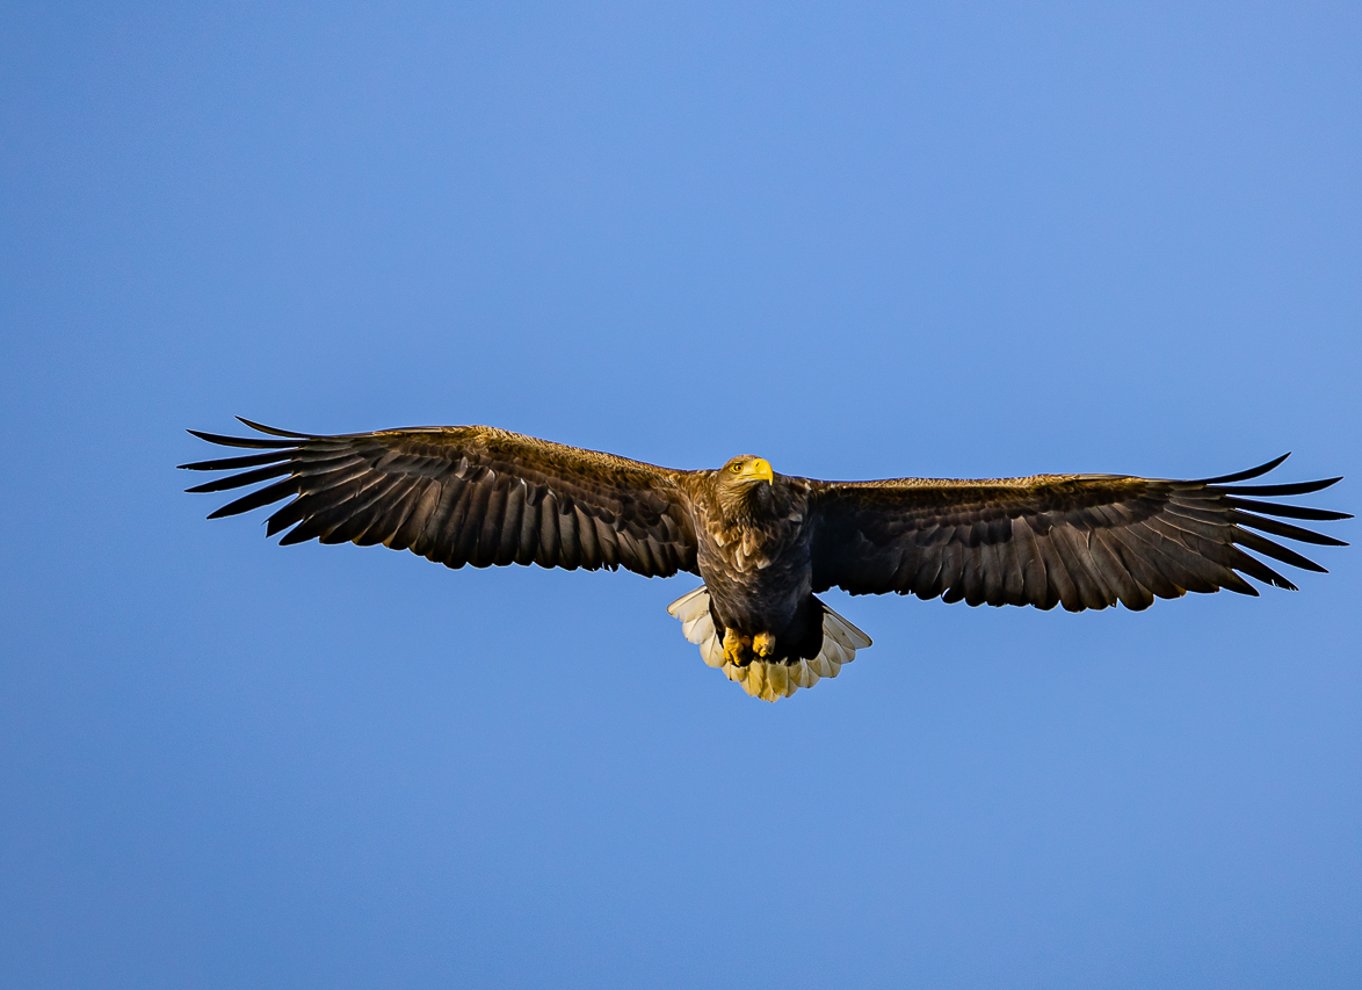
[666, 586, 872, 702]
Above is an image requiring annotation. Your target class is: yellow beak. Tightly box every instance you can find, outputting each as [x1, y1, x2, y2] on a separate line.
[745, 458, 774, 484]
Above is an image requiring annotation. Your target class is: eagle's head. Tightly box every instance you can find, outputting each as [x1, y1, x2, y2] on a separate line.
[717, 454, 776, 514]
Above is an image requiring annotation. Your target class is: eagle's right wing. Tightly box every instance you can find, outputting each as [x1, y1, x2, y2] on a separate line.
[180, 419, 700, 577]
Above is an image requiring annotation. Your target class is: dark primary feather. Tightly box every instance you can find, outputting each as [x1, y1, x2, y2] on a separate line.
[808, 455, 1349, 612]
[180, 418, 700, 577]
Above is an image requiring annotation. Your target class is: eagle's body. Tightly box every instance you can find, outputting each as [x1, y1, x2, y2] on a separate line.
[182, 420, 1348, 701]
[691, 463, 817, 657]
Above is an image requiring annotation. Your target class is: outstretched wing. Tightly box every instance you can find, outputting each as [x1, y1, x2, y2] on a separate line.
[809, 455, 1348, 611]
[180, 419, 699, 577]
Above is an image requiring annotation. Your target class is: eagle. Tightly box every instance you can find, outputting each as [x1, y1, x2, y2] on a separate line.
[181, 419, 1348, 701]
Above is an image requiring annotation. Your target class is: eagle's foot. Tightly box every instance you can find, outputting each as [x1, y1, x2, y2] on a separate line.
[722, 628, 754, 666]
[752, 631, 777, 658]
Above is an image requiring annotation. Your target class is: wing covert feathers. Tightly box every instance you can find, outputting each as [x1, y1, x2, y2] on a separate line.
[181, 419, 700, 578]
[809, 455, 1348, 612]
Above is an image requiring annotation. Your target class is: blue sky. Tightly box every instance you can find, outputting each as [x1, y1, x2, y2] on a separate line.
[3, 3, 1359, 986]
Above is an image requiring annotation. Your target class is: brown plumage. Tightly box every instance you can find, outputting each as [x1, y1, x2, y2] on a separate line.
[182, 419, 1349, 701]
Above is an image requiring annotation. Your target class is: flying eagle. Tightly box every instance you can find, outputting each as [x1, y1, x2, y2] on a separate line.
[181, 419, 1348, 701]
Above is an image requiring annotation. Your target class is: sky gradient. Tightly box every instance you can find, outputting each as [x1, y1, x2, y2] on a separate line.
[4, 4, 1360, 987]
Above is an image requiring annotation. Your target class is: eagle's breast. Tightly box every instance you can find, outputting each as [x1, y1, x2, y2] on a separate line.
[709, 508, 805, 572]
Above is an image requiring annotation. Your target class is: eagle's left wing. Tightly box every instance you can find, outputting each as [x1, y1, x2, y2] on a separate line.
[808, 455, 1347, 611]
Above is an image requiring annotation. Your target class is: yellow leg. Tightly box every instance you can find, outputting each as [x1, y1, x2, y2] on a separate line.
[752, 631, 777, 658]
[723, 628, 753, 666]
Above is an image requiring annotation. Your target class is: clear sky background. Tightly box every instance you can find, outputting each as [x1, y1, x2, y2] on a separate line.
[3, 4, 1360, 987]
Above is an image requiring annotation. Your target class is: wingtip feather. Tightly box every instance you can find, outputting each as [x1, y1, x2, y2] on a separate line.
[235, 417, 318, 439]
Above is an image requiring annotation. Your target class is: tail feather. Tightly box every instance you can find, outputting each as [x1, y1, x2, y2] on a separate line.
[666, 586, 873, 701]
[667, 586, 727, 668]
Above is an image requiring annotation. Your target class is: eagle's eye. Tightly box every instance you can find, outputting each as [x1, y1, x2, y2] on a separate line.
[730, 463, 742, 474]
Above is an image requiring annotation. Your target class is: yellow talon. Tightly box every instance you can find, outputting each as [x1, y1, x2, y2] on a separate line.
[723, 628, 753, 666]
[753, 631, 777, 658]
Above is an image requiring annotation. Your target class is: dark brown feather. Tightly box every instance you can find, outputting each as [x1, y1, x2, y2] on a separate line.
[182, 420, 700, 578]
[808, 456, 1348, 611]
